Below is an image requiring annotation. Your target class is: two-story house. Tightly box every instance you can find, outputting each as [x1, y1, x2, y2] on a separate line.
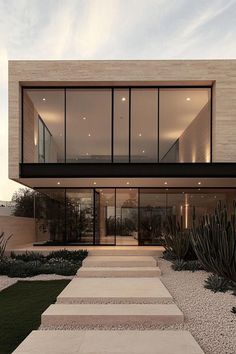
[9, 60, 236, 246]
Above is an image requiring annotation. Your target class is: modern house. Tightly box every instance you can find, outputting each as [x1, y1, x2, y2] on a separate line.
[8, 60, 236, 246]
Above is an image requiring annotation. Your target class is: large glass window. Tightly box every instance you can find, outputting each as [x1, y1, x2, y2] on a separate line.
[95, 189, 115, 245]
[159, 88, 211, 163]
[139, 189, 167, 245]
[23, 89, 65, 163]
[131, 89, 158, 162]
[114, 89, 129, 162]
[35, 189, 65, 243]
[66, 89, 112, 162]
[66, 189, 94, 244]
[23, 87, 212, 164]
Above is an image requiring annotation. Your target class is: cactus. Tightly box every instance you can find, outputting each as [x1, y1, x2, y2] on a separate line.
[191, 201, 236, 282]
[163, 215, 190, 260]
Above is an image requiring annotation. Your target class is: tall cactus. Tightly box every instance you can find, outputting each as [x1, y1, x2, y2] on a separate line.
[163, 215, 190, 260]
[191, 201, 236, 282]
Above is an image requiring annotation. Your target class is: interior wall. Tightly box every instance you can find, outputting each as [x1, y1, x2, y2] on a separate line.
[179, 102, 210, 162]
[23, 92, 38, 163]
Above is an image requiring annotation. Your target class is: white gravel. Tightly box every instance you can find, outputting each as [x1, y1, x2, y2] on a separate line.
[159, 258, 236, 354]
[0, 274, 73, 292]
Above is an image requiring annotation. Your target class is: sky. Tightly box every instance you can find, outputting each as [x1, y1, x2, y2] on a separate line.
[0, 0, 236, 200]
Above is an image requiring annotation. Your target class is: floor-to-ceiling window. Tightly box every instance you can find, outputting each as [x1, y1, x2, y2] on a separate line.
[23, 86, 212, 164]
[159, 88, 211, 163]
[35, 188, 236, 245]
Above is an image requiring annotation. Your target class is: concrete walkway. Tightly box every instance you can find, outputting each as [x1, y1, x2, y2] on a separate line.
[13, 254, 205, 354]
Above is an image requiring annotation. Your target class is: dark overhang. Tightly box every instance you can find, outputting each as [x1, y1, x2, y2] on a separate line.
[20, 163, 236, 179]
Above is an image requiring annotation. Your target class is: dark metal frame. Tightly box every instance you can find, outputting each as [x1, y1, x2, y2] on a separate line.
[21, 85, 213, 165]
[34, 186, 236, 246]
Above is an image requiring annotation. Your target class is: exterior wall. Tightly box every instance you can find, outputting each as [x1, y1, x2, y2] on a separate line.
[0, 215, 36, 249]
[9, 60, 236, 180]
[23, 92, 38, 163]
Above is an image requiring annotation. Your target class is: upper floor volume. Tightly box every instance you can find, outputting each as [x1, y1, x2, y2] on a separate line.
[8, 60, 236, 181]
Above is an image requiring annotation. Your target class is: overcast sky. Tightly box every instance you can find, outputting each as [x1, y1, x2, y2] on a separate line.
[0, 0, 236, 200]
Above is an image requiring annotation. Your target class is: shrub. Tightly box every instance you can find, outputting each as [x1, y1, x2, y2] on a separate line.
[162, 216, 192, 260]
[231, 307, 236, 314]
[191, 201, 236, 282]
[162, 250, 177, 261]
[46, 249, 88, 262]
[204, 274, 232, 293]
[172, 259, 204, 272]
[0, 232, 12, 260]
[10, 251, 45, 262]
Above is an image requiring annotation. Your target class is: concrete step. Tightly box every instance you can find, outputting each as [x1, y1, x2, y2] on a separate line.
[41, 303, 183, 327]
[77, 266, 161, 277]
[57, 278, 173, 304]
[82, 256, 157, 268]
[88, 247, 164, 257]
[12, 330, 205, 354]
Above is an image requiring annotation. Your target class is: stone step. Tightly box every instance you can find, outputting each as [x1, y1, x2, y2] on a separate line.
[57, 278, 173, 304]
[88, 247, 164, 257]
[82, 256, 157, 268]
[41, 303, 183, 327]
[12, 330, 205, 354]
[77, 266, 161, 277]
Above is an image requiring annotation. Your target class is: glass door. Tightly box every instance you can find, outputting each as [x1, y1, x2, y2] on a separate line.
[115, 189, 138, 246]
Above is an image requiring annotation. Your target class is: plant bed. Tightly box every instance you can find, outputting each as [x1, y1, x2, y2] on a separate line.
[0, 280, 70, 354]
[0, 250, 88, 278]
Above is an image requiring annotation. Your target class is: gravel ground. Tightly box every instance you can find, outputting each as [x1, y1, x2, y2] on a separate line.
[159, 258, 236, 354]
[0, 274, 73, 292]
[41, 260, 236, 354]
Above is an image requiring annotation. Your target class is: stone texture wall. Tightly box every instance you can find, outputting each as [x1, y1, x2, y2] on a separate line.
[0, 215, 36, 249]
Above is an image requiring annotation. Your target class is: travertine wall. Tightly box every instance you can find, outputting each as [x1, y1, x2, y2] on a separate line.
[0, 216, 36, 249]
[8, 60, 236, 180]
[179, 102, 210, 162]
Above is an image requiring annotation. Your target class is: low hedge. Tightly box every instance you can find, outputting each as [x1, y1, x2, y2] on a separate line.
[1, 249, 88, 278]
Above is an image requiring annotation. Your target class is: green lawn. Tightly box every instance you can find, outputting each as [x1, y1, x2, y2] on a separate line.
[0, 280, 70, 354]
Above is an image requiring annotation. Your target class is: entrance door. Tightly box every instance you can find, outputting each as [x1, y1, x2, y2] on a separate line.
[115, 189, 139, 246]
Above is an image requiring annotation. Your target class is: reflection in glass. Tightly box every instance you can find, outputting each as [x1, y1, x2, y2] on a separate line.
[131, 89, 158, 162]
[66, 89, 112, 162]
[95, 189, 115, 245]
[114, 89, 129, 162]
[139, 189, 166, 245]
[159, 88, 211, 162]
[35, 189, 65, 243]
[116, 189, 138, 245]
[66, 189, 94, 244]
[23, 89, 65, 163]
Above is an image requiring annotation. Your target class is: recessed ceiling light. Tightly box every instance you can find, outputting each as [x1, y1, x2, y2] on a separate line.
[198, 188, 201, 191]
[138, 133, 142, 137]
[164, 182, 168, 185]
[121, 97, 126, 101]
[82, 116, 86, 120]
[142, 150, 145, 153]
[86, 152, 89, 155]
[186, 97, 191, 101]
[43, 98, 46, 101]
[166, 188, 168, 191]
[126, 182, 130, 185]
[198, 182, 201, 185]
[57, 182, 60, 185]
[88, 133, 91, 137]
[93, 182, 97, 185]
[182, 191, 185, 194]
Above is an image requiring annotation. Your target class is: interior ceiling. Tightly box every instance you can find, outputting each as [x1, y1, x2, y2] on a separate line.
[27, 88, 210, 159]
[16, 177, 236, 189]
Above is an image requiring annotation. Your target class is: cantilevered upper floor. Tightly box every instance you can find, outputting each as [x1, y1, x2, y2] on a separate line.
[8, 60, 236, 187]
